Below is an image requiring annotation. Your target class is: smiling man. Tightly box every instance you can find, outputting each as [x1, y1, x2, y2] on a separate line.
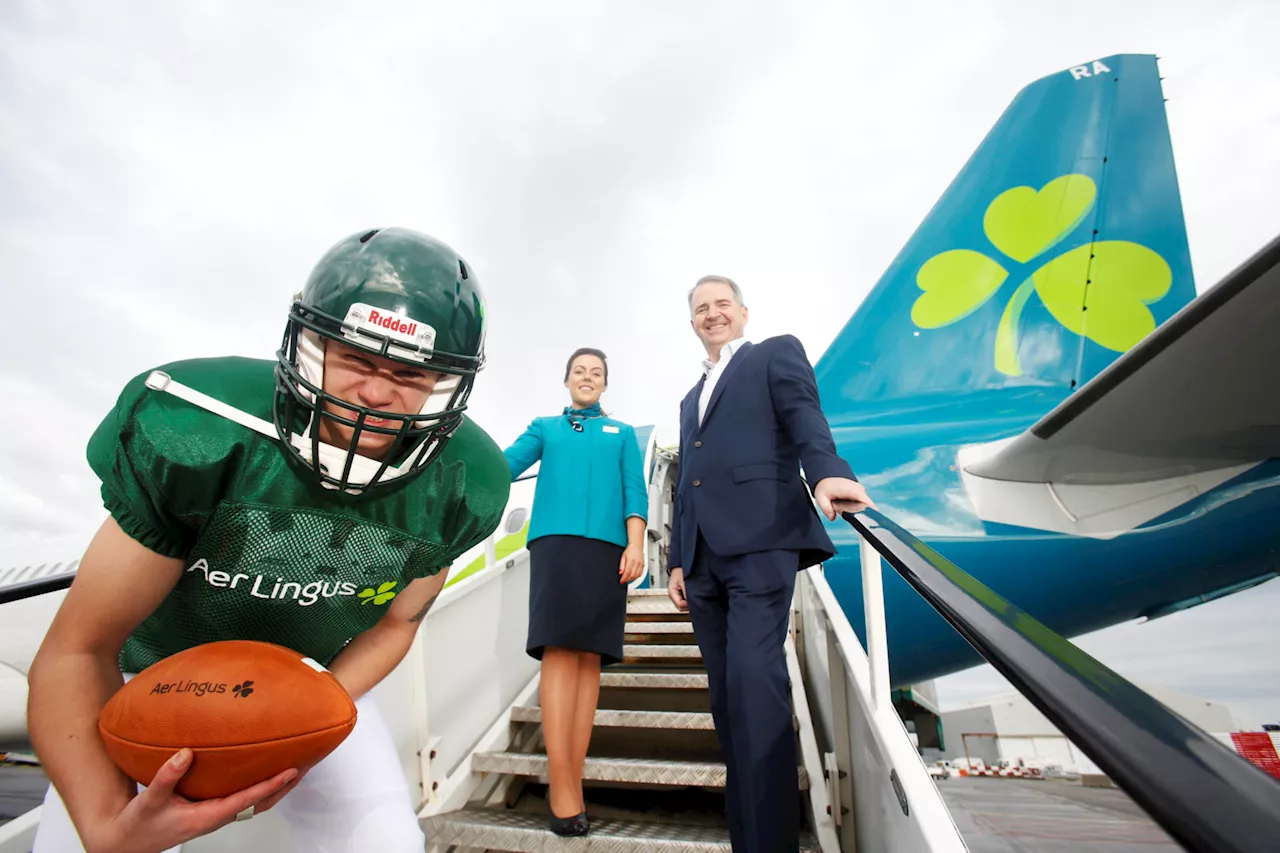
[25, 227, 510, 853]
[667, 274, 875, 853]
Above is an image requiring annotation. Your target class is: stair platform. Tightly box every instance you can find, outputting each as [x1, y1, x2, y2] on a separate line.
[423, 807, 822, 852]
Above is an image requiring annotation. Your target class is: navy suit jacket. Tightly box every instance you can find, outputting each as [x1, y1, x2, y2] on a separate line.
[668, 335, 855, 575]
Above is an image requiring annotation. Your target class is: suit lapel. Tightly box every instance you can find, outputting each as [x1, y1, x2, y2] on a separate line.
[701, 341, 753, 429]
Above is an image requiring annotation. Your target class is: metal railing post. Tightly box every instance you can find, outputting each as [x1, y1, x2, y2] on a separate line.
[824, 614, 858, 849]
[859, 535, 890, 712]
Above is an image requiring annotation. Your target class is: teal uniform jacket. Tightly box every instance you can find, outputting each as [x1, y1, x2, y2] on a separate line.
[503, 408, 648, 549]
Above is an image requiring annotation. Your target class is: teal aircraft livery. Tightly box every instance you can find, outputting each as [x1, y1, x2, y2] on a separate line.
[812, 53, 1279, 685]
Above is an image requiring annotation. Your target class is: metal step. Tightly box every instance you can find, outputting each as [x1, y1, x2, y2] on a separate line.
[625, 621, 695, 634]
[510, 705, 797, 734]
[423, 807, 822, 852]
[626, 597, 686, 615]
[624, 644, 701, 659]
[513, 705, 798, 735]
[472, 752, 809, 790]
[600, 672, 708, 689]
[627, 588, 671, 597]
[511, 706, 716, 731]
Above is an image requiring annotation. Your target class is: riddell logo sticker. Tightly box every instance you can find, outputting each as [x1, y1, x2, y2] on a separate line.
[341, 302, 437, 354]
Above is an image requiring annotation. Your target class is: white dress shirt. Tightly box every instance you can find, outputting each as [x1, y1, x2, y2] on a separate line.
[698, 337, 748, 425]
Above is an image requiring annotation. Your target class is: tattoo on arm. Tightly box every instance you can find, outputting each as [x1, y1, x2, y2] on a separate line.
[408, 592, 441, 624]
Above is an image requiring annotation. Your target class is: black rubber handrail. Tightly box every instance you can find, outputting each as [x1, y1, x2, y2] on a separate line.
[0, 573, 75, 606]
[845, 508, 1280, 853]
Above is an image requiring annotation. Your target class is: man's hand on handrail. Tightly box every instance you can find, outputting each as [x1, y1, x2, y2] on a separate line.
[814, 477, 876, 520]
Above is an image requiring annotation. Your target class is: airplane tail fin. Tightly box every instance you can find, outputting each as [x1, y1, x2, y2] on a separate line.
[816, 54, 1195, 407]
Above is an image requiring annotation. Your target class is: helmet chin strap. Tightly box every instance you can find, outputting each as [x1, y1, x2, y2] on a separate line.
[145, 369, 429, 493]
[145, 370, 279, 441]
[147, 362, 454, 495]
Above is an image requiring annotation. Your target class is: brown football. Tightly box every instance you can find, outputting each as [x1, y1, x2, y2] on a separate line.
[99, 640, 357, 800]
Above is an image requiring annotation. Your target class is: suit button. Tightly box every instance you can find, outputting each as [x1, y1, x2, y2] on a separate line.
[694, 441, 702, 447]
[693, 480, 701, 487]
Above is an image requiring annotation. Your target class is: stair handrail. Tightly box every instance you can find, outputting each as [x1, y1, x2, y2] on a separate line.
[844, 507, 1280, 853]
[0, 573, 75, 606]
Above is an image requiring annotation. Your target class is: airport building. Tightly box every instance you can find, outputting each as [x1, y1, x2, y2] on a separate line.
[939, 685, 1238, 775]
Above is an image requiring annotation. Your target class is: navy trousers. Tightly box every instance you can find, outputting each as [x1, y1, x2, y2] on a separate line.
[685, 534, 800, 853]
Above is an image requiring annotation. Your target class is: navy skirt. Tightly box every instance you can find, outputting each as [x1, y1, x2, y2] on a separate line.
[527, 535, 628, 666]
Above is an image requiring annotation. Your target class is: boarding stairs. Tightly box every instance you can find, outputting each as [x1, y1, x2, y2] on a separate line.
[420, 588, 824, 852]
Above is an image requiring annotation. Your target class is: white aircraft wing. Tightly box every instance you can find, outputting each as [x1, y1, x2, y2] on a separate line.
[957, 233, 1280, 539]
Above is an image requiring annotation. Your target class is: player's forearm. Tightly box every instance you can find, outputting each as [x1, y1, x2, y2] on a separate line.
[328, 571, 447, 699]
[326, 624, 417, 701]
[27, 648, 137, 839]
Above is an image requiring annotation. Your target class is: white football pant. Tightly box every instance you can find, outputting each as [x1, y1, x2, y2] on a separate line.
[32, 691, 424, 853]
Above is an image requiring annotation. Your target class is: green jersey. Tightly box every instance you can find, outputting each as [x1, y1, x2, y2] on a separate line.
[86, 356, 511, 673]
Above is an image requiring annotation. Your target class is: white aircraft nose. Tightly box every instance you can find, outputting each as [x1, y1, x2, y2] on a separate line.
[0, 665, 30, 747]
[0, 530, 93, 749]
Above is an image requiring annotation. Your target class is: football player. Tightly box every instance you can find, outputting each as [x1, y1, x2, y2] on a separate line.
[27, 227, 511, 853]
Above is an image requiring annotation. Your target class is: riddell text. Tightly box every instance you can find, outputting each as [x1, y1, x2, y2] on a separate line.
[367, 309, 418, 336]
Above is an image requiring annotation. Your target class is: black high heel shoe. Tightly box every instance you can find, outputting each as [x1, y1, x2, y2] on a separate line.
[549, 808, 589, 837]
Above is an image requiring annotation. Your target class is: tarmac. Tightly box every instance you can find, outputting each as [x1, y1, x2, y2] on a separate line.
[937, 775, 1182, 852]
[0, 763, 47, 827]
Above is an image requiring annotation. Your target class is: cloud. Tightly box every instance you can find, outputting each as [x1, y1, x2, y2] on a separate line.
[1, 0, 1277, 727]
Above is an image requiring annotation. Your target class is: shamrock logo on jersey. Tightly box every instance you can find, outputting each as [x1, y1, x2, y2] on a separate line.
[359, 581, 399, 605]
[910, 174, 1172, 376]
[232, 680, 255, 698]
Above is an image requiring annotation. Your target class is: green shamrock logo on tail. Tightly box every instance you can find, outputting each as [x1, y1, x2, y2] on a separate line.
[358, 581, 399, 605]
[911, 174, 1172, 376]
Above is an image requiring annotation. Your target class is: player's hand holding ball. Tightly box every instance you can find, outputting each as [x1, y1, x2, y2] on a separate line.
[89, 640, 357, 851]
[85, 748, 297, 853]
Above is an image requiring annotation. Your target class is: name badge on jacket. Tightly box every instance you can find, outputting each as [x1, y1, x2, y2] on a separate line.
[602, 425, 619, 434]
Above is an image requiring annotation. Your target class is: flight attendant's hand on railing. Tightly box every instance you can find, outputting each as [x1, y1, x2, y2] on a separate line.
[619, 544, 645, 584]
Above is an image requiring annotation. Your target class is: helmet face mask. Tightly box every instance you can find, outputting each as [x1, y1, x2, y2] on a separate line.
[273, 227, 486, 494]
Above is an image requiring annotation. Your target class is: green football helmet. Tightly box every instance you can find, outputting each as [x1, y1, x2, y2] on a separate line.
[273, 227, 487, 493]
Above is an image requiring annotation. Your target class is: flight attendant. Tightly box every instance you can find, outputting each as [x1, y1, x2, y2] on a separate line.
[503, 347, 648, 837]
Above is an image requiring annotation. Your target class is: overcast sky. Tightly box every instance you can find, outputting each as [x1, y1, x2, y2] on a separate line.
[1, 1, 1277, 726]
